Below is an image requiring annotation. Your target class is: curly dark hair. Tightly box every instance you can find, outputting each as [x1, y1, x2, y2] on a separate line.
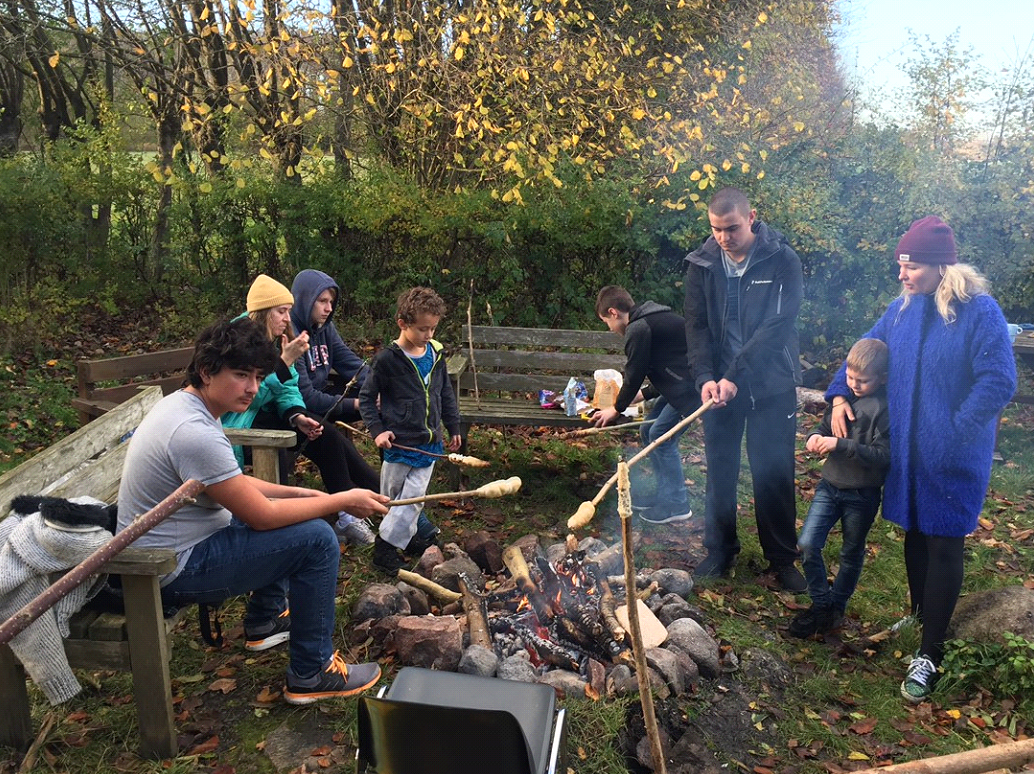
[396, 286, 447, 325]
[186, 317, 280, 388]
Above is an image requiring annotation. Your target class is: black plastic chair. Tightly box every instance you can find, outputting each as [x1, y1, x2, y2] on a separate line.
[356, 667, 566, 774]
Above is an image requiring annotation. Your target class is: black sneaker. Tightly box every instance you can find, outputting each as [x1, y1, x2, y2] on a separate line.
[373, 536, 408, 575]
[694, 553, 732, 579]
[637, 503, 693, 525]
[631, 495, 661, 513]
[245, 609, 291, 651]
[787, 605, 834, 639]
[284, 651, 382, 705]
[771, 564, 808, 592]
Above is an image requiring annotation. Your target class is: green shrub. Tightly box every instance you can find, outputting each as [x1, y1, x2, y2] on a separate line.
[940, 632, 1034, 713]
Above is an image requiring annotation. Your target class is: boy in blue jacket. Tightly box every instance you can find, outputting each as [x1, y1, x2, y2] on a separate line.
[359, 287, 462, 574]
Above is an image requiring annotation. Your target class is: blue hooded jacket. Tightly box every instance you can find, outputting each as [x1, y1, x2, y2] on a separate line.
[289, 269, 368, 416]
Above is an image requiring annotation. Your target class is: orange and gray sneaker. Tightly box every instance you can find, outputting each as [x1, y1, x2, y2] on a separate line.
[244, 609, 291, 651]
[283, 651, 381, 705]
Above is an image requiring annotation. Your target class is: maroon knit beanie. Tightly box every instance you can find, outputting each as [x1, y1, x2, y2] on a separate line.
[895, 216, 957, 265]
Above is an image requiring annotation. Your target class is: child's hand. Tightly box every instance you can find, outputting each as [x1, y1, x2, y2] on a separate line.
[806, 434, 837, 455]
[447, 434, 462, 452]
[374, 430, 395, 449]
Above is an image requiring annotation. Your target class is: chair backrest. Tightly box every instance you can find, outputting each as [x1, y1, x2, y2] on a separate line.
[356, 697, 535, 774]
[356, 667, 560, 774]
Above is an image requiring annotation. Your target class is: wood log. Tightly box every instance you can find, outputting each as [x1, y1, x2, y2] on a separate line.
[458, 574, 491, 649]
[618, 461, 667, 774]
[501, 546, 554, 623]
[396, 569, 462, 603]
[850, 737, 1034, 774]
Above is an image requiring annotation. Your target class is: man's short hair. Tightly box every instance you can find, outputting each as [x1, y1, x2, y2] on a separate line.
[846, 338, 888, 377]
[595, 286, 635, 317]
[708, 187, 752, 218]
[186, 317, 280, 388]
[397, 287, 447, 325]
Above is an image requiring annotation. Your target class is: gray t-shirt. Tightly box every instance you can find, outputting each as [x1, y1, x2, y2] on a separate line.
[117, 390, 242, 584]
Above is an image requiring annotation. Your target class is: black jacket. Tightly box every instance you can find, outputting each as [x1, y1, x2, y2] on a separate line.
[809, 387, 890, 490]
[615, 301, 700, 416]
[683, 219, 802, 401]
[359, 340, 462, 447]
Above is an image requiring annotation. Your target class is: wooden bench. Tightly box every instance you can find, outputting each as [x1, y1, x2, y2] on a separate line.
[73, 347, 194, 425]
[447, 326, 627, 445]
[0, 386, 295, 758]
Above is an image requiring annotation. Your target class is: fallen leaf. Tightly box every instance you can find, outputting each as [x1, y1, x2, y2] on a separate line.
[208, 678, 237, 694]
[256, 686, 281, 704]
[849, 717, 878, 735]
[187, 735, 220, 755]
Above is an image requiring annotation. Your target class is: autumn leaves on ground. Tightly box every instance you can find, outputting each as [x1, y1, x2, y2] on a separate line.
[1, 317, 1033, 774]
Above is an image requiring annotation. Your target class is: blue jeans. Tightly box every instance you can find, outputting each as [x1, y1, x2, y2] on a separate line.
[161, 517, 339, 678]
[636, 398, 690, 509]
[798, 479, 881, 612]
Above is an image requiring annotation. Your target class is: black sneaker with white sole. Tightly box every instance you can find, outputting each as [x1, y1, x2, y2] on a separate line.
[636, 503, 693, 524]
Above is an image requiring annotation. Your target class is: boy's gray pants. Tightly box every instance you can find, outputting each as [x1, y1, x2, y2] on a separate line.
[379, 460, 435, 550]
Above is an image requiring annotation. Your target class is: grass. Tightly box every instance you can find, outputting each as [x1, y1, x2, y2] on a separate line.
[2, 403, 1034, 773]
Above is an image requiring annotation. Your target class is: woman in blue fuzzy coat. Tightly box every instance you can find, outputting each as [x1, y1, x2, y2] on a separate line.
[827, 216, 1016, 703]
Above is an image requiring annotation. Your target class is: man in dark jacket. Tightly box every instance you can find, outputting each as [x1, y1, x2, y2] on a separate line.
[683, 187, 806, 591]
[593, 286, 701, 523]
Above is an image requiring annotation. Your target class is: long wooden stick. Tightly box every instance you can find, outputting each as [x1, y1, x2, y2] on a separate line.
[0, 479, 205, 648]
[568, 400, 713, 529]
[386, 476, 521, 507]
[559, 418, 656, 439]
[851, 737, 1034, 774]
[397, 569, 462, 603]
[619, 461, 667, 774]
[336, 422, 490, 468]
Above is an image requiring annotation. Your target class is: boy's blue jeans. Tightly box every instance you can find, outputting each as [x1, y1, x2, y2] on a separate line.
[637, 398, 690, 508]
[160, 517, 339, 678]
[798, 479, 881, 612]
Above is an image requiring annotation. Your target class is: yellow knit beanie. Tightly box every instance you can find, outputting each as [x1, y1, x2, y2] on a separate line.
[246, 274, 294, 312]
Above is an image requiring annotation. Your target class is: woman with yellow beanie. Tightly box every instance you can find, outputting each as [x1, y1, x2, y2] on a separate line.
[222, 275, 380, 544]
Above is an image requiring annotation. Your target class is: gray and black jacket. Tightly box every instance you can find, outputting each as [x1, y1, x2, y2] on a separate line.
[615, 301, 700, 416]
[359, 341, 461, 447]
[683, 219, 803, 402]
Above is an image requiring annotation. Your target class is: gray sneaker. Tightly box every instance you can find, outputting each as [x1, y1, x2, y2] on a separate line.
[334, 517, 376, 546]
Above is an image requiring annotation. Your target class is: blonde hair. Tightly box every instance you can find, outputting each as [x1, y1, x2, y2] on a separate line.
[899, 263, 989, 324]
[248, 309, 295, 343]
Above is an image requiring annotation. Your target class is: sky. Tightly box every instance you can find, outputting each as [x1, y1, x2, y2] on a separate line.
[832, 0, 1034, 119]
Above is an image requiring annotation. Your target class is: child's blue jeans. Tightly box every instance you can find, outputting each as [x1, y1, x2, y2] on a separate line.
[798, 479, 881, 612]
[637, 397, 691, 509]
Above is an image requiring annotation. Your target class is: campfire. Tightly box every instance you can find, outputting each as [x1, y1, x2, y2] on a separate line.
[348, 531, 730, 702]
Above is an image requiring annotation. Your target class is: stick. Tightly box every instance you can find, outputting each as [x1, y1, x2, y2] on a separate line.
[397, 569, 462, 603]
[502, 545, 554, 623]
[559, 418, 656, 439]
[567, 400, 713, 529]
[0, 479, 205, 648]
[386, 476, 521, 507]
[850, 737, 1034, 774]
[467, 278, 482, 409]
[619, 461, 668, 774]
[18, 711, 57, 774]
[297, 360, 368, 456]
[336, 422, 491, 468]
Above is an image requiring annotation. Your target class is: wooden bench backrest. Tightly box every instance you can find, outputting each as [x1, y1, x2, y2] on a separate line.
[456, 326, 625, 395]
[0, 386, 163, 512]
[77, 348, 193, 404]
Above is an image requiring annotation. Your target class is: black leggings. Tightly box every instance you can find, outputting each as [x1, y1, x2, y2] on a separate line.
[903, 529, 965, 664]
[253, 411, 380, 494]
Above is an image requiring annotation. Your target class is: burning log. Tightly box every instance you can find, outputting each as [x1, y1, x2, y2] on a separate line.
[458, 574, 491, 649]
[501, 546, 554, 624]
[397, 569, 462, 604]
[586, 563, 628, 651]
[508, 621, 584, 672]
